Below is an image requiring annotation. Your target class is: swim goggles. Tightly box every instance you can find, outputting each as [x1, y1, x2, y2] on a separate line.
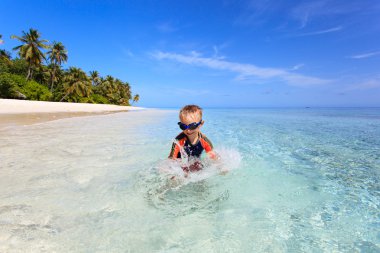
[178, 119, 202, 130]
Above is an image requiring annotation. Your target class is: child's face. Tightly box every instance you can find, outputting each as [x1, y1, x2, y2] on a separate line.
[180, 113, 203, 137]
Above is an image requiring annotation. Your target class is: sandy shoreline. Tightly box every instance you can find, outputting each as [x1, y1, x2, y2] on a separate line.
[0, 99, 144, 127]
[0, 99, 143, 114]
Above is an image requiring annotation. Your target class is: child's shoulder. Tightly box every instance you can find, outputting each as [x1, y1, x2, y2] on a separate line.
[175, 132, 187, 140]
[200, 132, 214, 147]
[200, 132, 210, 139]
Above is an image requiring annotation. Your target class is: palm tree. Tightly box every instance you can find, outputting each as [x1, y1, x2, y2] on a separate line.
[0, 49, 12, 63]
[33, 63, 63, 89]
[11, 29, 49, 80]
[132, 94, 140, 105]
[1, 34, 12, 65]
[99, 75, 117, 101]
[118, 81, 131, 105]
[89, 71, 101, 86]
[60, 67, 92, 102]
[47, 41, 68, 92]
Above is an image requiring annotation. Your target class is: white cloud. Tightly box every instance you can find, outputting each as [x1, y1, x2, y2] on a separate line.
[295, 26, 343, 36]
[156, 22, 177, 33]
[123, 49, 134, 57]
[291, 0, 360, 28]
[190, 51, 202, 57]
[212, 46, 226, 60]
[291, 1, 329, 28]
[152, 51, 330, 87]
[290, 64, 305, 71]
[345, 77, 380, 91]
[234, 0, 274, 26]
[349, 51, 380, 59]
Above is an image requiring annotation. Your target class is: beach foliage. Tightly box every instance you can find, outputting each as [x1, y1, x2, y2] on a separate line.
[60, 67, 92, 102]
[47, 41, 68, 93]
[90, 94, 110, 104]
[0, 50, 13, 73]
[6, 58, 29, 77]
[89, 71, 101, 86]
[0, 72, 51, 100]
[132, 94, 140, 105]
[0, 59, 10, 74]
[0, 49, 12, 62]
[1, 28, 138, 106]
[94, 75, 132, 105]
[0, 73, 20, 98]
[11, 28, 50, 80]
[19, 79, 52, 101]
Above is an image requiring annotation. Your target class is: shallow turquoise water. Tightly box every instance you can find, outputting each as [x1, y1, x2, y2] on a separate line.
[0, 108, 379, 252]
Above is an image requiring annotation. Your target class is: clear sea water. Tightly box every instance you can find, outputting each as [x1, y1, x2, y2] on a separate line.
[0, 108, 379, 252]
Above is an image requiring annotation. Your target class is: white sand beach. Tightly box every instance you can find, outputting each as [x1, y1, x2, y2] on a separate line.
[0, 99, 144, 127]
[0, 99, 143, 114]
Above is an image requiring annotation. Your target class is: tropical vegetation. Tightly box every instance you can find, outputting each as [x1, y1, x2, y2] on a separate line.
[0, 29, 139, 106]
[132, 94, 140, 105]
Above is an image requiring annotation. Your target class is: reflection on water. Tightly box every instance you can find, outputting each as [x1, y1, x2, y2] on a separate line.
[0, 108, 379, 252]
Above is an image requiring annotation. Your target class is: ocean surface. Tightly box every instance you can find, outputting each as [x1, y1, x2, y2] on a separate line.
[0, 108, 379, 252]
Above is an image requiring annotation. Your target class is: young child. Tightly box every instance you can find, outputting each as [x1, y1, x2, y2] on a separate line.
[168, 105, 217, 173]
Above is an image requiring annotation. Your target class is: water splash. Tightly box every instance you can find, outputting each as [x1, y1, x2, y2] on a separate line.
[158, 146, 242, 183]
[143, 146, 241, 215]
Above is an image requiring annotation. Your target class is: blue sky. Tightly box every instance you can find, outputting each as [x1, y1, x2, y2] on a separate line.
[1, 0, 379, 107]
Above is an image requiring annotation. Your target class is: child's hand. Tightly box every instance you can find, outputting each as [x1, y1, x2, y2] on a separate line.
[208, 152, 228, 175]
[208, 151, 220, 160]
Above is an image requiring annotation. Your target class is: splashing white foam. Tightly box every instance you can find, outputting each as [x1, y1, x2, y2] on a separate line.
[157, 146, 242, 184]
[148, 147, 242, 210]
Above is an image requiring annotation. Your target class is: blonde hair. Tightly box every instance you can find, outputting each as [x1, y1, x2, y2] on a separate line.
[179, 105, 203, 121]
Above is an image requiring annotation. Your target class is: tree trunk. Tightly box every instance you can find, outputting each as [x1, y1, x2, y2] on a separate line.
[59, 92, 70, 102]
[50, 66, 56, 93]
[26, 67, 32, 80]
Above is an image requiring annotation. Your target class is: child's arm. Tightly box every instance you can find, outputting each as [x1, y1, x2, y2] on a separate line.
[201, 136, 227, 174]
[200, 134, 217, 159]
[168, 142, 178, 159]
[168, 134, 186, 159]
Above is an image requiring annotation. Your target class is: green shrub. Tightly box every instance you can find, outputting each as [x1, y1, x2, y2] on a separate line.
[0, 72, 26, 98]
[0, 61, 10, 74]
[19, 80, 52, 101]
[0, 72, 51, 100]
[8, 58, 28, 76]
[90, 94, 110, 104]
[77, 96, 91, 103]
